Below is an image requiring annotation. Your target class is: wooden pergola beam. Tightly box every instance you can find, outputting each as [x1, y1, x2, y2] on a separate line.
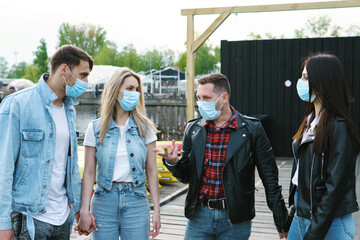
[182, 0, 360, 122]
[181, 0, 360, 15]
[192, 12, 232, 53]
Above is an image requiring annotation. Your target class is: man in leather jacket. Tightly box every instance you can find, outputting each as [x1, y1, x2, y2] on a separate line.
[155, 73, 291, 239]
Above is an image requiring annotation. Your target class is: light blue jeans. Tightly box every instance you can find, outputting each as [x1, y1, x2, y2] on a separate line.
[90, 183, 150, 240]
[184, 205, 251, 240]
[288, 192, 355, 240]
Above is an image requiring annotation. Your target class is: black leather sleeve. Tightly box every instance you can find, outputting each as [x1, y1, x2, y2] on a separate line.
[252, 121, 291, 232]
[304, 121, 357, 239]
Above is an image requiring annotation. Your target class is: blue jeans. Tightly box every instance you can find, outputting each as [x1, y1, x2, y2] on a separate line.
[11, 211, 70, 240]
[90, 183, 150, 240]
[184, 205, 251, 240]
[288, 192, 355, 240]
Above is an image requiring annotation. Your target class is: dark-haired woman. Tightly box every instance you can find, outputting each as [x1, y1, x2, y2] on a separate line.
[287, 53, 360, 240]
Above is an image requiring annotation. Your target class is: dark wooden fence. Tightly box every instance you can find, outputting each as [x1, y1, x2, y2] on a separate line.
[145, 100, 188, 141]
[221, 37, 360, 157]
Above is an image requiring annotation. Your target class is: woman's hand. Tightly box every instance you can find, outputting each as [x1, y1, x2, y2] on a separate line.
[74, 211, 97, 236]
[149, 210, 161, 239]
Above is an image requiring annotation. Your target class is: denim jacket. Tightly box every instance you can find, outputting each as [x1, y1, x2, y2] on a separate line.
[0, 74, 82, 237]
[92, 116, 147, 190]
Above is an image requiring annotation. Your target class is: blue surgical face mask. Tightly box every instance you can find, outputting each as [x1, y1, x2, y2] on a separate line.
[117, 90, 140, 111]
[63, 68, 88, 97]
[197, 94, 224, 121]
[296, 79, 316, 102]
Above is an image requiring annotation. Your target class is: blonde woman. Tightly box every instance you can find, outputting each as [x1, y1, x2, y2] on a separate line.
[77, 68, 161, 239]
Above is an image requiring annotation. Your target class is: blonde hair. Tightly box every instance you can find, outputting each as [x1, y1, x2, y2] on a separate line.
[98, 67, 157, 144]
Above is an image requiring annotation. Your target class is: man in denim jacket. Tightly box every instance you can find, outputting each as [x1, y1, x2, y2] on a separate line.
[0, 45, 93, 240]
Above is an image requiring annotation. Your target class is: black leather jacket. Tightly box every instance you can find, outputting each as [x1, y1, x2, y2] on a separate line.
[165, 111, 291, 233]
[289, 117, 359, 240]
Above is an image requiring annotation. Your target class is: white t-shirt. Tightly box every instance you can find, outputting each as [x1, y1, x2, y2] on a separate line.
[83, 118, 157, 182]
[33, 103, 70, 225]
[292, 114, 320, 186]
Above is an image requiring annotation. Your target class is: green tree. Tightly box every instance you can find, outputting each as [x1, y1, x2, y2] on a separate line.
[345, 25, 360, 36]
[177, 42, 220, 75]
[33, 38, 49, 74]
[93, 41, 118, 65]
[22, 39, 49, 82]
[58, 23, 107, 57]
[116, 44, 141, 72]
[162, 49, 176, 67]
[139, 49, 165, 72]
[247, 32, 284, 40]
[23, 65, 40, 82]
[0, 57, 9, 78]
[295, 15, 340, 38]
[7, 62, 27, 79]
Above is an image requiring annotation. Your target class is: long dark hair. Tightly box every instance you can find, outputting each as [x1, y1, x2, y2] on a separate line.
[293, 53, 360, 155]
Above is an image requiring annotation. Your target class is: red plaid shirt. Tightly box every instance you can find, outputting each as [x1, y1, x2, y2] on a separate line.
[198, 106, 238, 202]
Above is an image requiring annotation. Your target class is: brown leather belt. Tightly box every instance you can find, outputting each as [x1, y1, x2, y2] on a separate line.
[112, 181, 132, 184]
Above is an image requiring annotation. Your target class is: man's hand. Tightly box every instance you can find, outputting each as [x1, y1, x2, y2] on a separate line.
[152, 139, 179, 165]
[278, 232, 288, 239]
[75, 211, 80, 224]
[0, 229, 14, 240]
[74, 212, 97, 236]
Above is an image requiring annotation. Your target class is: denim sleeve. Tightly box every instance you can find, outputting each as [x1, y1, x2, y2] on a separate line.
[72, 150, 82, 213]
[0, 99, 20, 230]
[70, 110, 82, 213]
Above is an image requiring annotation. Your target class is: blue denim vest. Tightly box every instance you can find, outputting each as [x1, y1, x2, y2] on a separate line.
[92, 116, 147, 190]
[0, 74, 82, 238]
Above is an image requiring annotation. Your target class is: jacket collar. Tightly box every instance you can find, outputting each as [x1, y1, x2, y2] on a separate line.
[108, 114, 137, 131]
[191, 109, 248, 178]
[195, 108, 247, 130]
[36, 74, 79, 107]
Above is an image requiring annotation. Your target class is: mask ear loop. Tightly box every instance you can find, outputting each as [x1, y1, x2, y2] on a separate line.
[215, 93, 225, 111]
[63, 76, 69, 86]
[67, 66, 77, 81]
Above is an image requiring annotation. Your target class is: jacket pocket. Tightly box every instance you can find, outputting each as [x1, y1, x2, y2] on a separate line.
[20, 129, 44, 158]
[13, 160, 32, 192]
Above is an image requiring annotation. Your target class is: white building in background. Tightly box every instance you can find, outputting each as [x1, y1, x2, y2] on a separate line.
[85, 65, 147, 98]
[83, 65, 187, 99]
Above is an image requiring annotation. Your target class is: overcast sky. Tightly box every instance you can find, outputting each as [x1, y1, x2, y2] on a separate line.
[0, 0, 359, 66]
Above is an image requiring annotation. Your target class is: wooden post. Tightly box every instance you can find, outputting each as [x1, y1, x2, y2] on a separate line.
[186, 15, 195, 122]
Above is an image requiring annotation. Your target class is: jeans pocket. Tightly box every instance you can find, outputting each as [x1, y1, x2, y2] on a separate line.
[93, 185, 107, 197]
[131, 184, 147, 199]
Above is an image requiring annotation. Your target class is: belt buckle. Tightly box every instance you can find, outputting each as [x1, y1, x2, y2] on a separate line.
[207, 199, 216, 209]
